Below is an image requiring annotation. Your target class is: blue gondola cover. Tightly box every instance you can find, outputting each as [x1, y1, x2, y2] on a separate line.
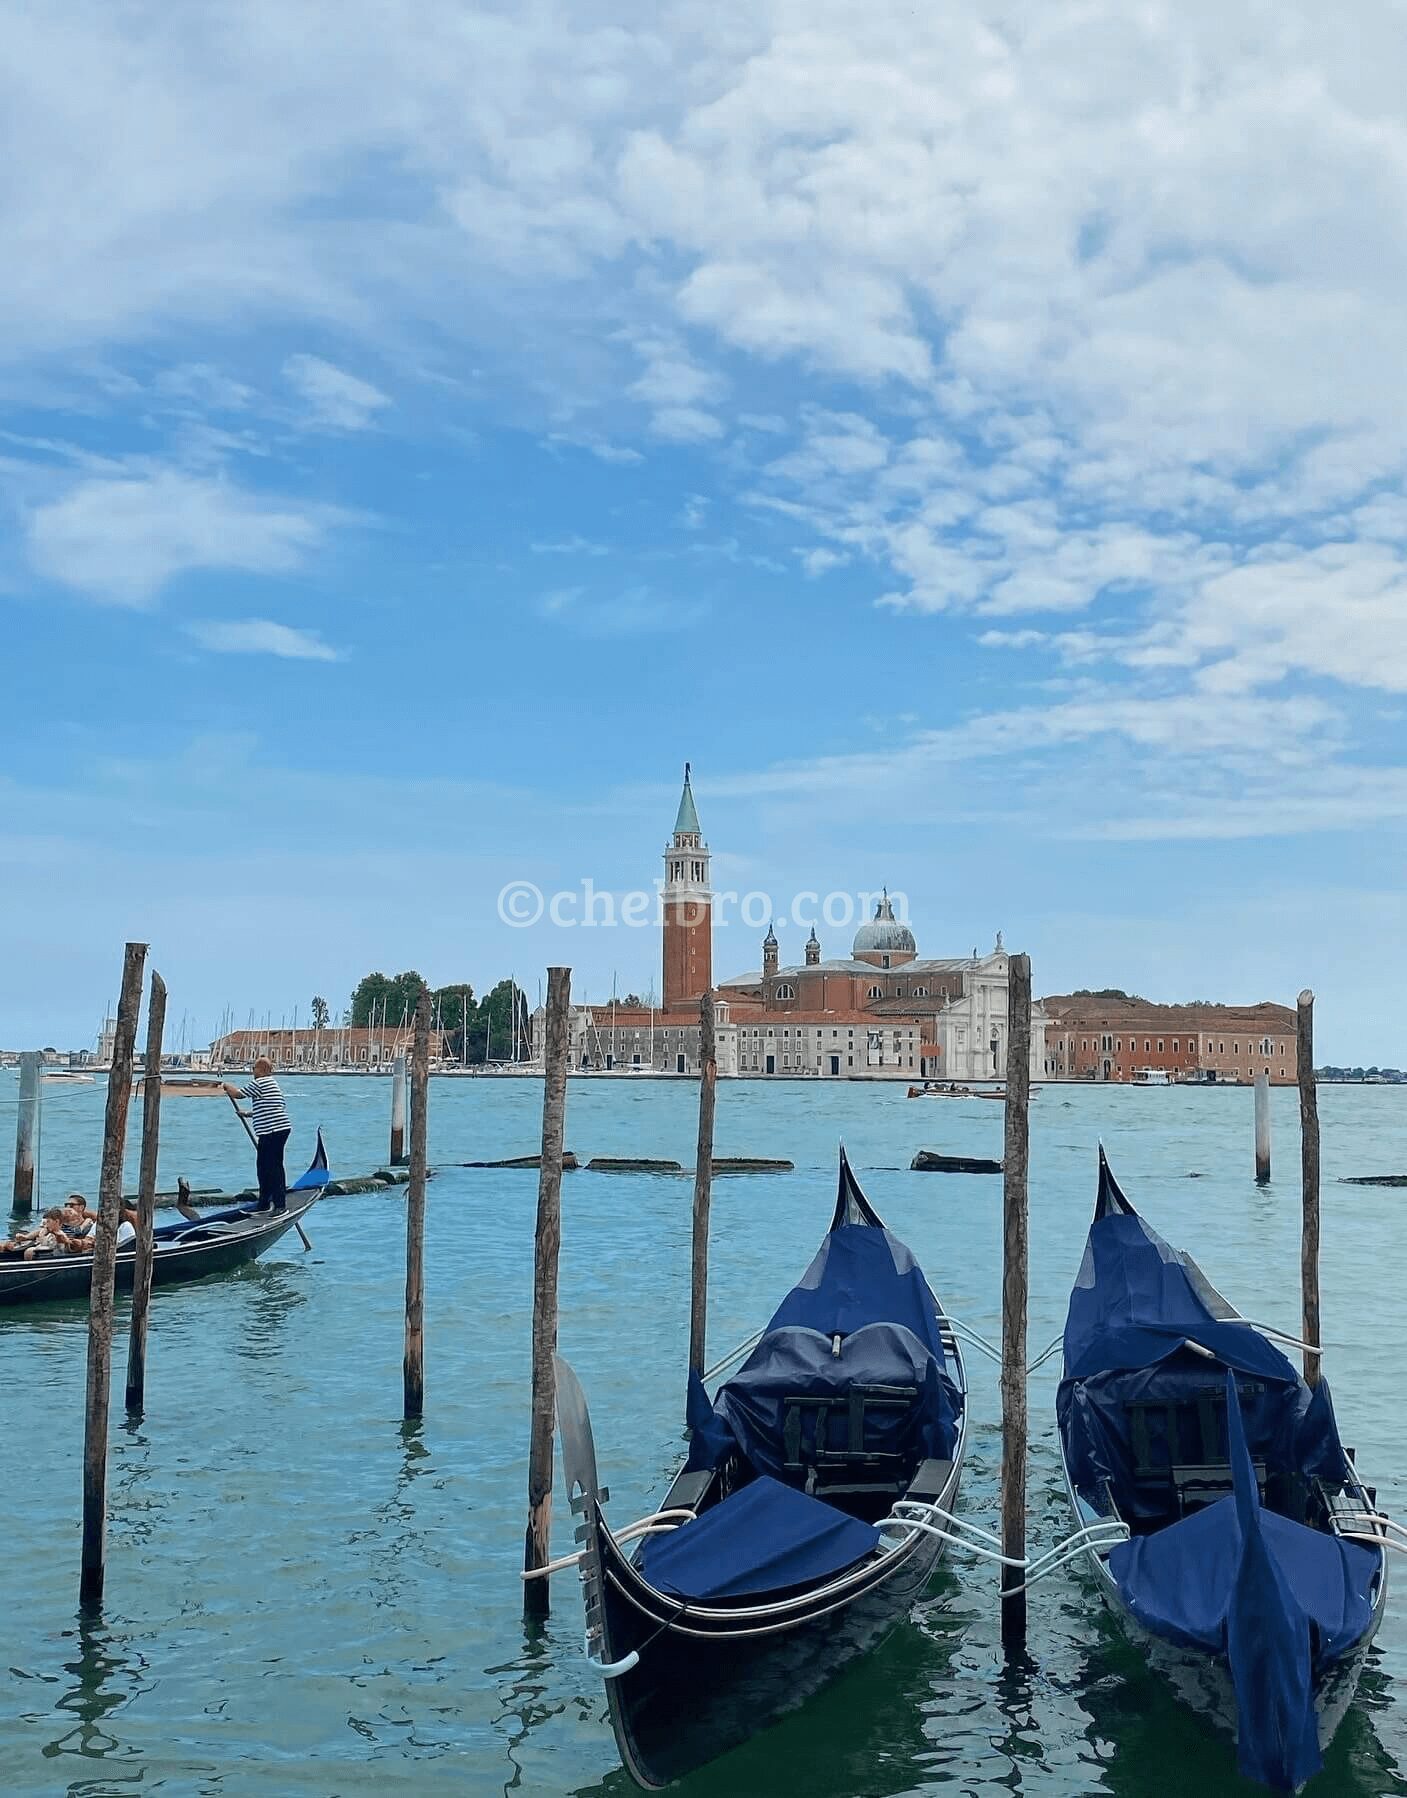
[686, 1175, 959, 1481]
[637, 1474, 881, 1601]
[1110, 1374, 1378, 1792]
[1058, 1155, 1342, 1516]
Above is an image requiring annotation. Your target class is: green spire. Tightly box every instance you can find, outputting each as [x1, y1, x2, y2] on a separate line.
[674, 762, 701, 836]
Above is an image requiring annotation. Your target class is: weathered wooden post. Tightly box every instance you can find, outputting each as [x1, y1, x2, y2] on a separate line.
[524, 965, 571, 1620]
[124, 971, 166, 1414]
[13, 1050, 40, 1215]
[390, 1052, 408, 1166]
[688, 990, 718, 1387]
[403, 988, 431, 1419]
[81, 941, 146, 1607]
[1254, 1069, 1272, 1185]
[1000, 951, 1032, 1652]
[1298, 990, 1321, 1388]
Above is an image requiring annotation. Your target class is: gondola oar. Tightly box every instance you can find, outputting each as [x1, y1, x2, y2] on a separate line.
[226, 1091, 313, 1250]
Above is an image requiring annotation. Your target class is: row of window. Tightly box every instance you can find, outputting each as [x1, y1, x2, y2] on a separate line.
[1076, 1036, 1288, 1056]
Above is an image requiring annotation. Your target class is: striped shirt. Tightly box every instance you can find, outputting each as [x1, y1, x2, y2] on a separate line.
[239, 1077, 291, 1137]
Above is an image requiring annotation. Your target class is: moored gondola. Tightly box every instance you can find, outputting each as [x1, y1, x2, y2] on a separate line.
[554, 1148, 968, 1788]
[1056, 1149, 1390, 1792]
[0, 1132, 329, 1309]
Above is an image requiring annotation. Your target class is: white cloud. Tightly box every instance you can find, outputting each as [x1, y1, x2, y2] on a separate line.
[26, 469, 345, 605]
[283, 354, 390, 431]
[188, 617, 340, 660]
[537, 584, 705, 636]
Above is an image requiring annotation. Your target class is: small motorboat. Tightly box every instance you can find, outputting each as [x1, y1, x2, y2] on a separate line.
[554, 1148, 968, 1788]
[130, 1076, 227, 1098]
[40, 1070, 95, 1085]
[906, 1082, 975, 1098]
[1056, 1150, 1391, 1791]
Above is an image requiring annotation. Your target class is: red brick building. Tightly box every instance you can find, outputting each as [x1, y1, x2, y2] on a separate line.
[1042, 995, 1297, 1084]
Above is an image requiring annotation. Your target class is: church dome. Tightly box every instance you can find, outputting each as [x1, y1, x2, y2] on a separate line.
[852, 892, 916, 958]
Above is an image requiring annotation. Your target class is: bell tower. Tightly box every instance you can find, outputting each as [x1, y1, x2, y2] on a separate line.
[661, 763, 712, 1012]
[762, 922, 779, 979]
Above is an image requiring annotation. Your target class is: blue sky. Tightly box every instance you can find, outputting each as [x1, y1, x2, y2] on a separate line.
[3, 1, 1405, 1060]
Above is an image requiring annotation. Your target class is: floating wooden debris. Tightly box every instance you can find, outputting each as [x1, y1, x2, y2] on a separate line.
[586, 1157, 684, 1173]
[713, 1156, 793, 1173]
[1341, 1173, 1407, 1187]
[456, 1152, 580, 1170]
[911, 1149, 1004, 1174]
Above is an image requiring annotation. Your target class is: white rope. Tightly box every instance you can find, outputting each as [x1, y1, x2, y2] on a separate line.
[1230, 1317, 1326, 1356]
[520, 1508, 696, 1580]
[944, 1316, 1003, 1364]
[1334, 1511, 1407, 1549]
[1026, 1334, 1064, 1375]
[703, 1330, 764, 1382]
[878, 1499, 1129, 1582]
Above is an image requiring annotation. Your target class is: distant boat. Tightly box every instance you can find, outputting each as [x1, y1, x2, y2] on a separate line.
[1132, 1068, 1172, 1086]
[130, 1077, 226, 1099]
[40, 1071, 94, 1086]
[906, 1082, 976, 1099]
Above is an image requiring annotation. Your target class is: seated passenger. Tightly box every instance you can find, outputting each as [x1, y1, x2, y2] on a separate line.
[63, 1195, 96, 1239]
[0, 1207, 78, 1259]
[116, 1205, 139, 1248]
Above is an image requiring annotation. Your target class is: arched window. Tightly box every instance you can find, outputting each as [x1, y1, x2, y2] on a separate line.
[913, 985, 928, 997]
[867, 985, 882, 999]
[774, 982, 795, 999]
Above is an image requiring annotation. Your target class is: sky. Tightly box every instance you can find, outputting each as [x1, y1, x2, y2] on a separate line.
[2, 0, 1405, 1062]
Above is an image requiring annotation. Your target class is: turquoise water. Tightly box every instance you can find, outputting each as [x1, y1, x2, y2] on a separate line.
[1, 1072, 1404, 1796]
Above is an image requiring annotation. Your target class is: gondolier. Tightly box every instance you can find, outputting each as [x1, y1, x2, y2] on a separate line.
[223, 1059, 291, 1211]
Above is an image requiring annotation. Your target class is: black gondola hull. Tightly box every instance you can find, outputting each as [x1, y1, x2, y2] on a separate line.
[0, 1201, 315, 1308]
[596, 1456, 962, 1788]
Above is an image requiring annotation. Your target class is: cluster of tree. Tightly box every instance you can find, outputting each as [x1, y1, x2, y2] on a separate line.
[345, 971, 532, 1063]
[1318, 1065, 1406, 1082]
[1069, 988, 1145, 1002]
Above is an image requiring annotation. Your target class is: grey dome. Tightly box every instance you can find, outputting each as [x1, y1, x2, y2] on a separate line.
[852, 893, 916, 956]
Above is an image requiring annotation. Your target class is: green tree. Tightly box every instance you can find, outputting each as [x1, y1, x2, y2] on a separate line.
[350, 970, 427, 1027]
[310, 995, 330, 1030]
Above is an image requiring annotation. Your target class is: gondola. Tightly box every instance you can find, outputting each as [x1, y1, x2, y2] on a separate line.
[1056, 1150, 1389, 1792]
[554, 1147, 968, 1789]
[0, 1133, 330, 1309]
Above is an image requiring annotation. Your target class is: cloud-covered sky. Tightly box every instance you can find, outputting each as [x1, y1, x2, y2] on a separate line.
[3, 0, 1404, 1058]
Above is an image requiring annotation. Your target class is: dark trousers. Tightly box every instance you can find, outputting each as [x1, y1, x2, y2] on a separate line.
[256, 1129, 290, 1209]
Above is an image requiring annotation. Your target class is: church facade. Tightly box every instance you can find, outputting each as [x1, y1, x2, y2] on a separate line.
[539, 768, 1045, 1082]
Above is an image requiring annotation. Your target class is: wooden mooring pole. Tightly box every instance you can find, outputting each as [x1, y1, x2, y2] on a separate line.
[124, 971, 166, 1414]
[403, 989, 431, 1419]
[390, 1053, 408, 1166]
[1298, 990, 1321, 1388]
[1254, 1070, 1271, 1185]
[1000, 951, 1032, 1652]
[13, 1049, 40, 1215]
[81, 941, 146, 1607]
[524, 965, 570, 1620]
[688, 991, 717, 1388]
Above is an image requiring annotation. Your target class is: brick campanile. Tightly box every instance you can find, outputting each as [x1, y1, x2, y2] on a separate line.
[661, 763, 712, 1012]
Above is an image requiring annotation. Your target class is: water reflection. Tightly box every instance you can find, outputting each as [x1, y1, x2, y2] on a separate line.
[39, 1609, 148, 1776]
[1069, 1625, 1407, 1797]
[570, 1578, 972, 1798]
[232, 1259, 310, 1364]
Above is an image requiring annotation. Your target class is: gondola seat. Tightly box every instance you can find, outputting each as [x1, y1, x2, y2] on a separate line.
[636, 1474, 881, 1602]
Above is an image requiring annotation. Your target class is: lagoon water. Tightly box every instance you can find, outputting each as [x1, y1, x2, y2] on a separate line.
[2, 1071, 1405, 1797]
